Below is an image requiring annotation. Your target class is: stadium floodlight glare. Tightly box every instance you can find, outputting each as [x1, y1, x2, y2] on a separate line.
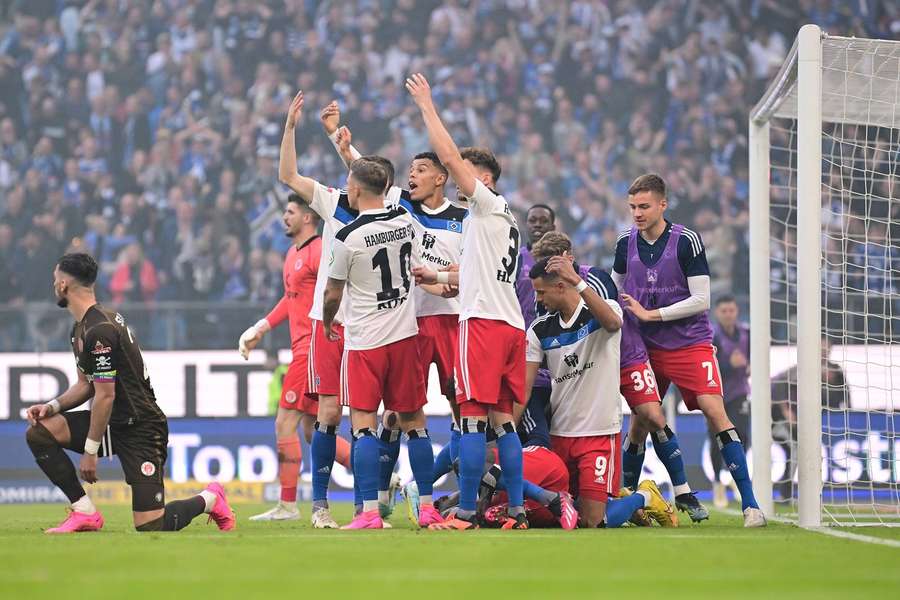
[750, 24, 900, 527]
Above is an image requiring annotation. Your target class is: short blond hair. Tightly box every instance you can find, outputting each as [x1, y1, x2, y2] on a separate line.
[532, 231, 573, 260]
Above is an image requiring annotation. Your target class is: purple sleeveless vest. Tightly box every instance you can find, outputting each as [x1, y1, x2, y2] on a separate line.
[624, 224, 713, 350]
[714, 322, 751, 400]
[516, 245, 537, 327]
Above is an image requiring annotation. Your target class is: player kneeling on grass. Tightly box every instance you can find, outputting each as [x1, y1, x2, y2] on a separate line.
[26, 253, 235, 534]
[525, 255, 677, 527]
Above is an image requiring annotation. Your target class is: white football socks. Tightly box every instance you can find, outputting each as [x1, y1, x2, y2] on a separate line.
[71, 495, 97, 514]
[199, 490, 217, 513]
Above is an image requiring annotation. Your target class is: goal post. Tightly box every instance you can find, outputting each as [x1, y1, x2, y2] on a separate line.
[750, 24, 900, 527]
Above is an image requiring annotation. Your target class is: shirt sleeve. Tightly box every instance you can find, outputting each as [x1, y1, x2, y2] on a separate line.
[83, 323, 119, 383]
[526, 326, 544, 363]
[677, 230, 711, 277]
[329, 238, 352, 281]
[265, 296, 289, 329]
[586, 267, 618, 299]
[309, 182, 341, 220]
[408, 214, 424, 270]
[613, 234, 629, 275]
[466, 179, 507, 217]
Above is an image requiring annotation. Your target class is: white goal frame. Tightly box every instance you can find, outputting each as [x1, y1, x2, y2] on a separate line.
[749, 24, 900, 528]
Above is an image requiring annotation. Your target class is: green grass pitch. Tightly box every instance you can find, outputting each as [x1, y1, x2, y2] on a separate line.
[1, 503, 898, 599]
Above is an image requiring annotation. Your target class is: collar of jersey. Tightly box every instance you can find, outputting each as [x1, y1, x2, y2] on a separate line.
[358, 207, 391, 216]
[419, 197, 451, 215]
[558, 299, 587, 329]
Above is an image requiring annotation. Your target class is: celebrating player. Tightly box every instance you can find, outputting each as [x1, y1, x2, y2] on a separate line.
[237, 195, 353, 521]
[526, 255, 677, 527]
[534, 231, 708, 522]
[321, 157, 443, 529]
[26, 253, 235, 533]
[407, 72, 528, 530]
[277, 91, 372, 528]
[614, 174, 766, 528]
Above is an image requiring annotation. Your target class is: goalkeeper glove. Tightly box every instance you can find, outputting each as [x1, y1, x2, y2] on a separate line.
[238, 319, 271, 359]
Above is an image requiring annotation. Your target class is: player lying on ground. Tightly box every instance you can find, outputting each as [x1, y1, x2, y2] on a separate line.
[237, 195, 353, 522]
[407, 72, 529, 530]
[320, 104, 464, 519]
[614, 174, 765, 528]
[531, 230, 708, 522]
[26, 253, 234, 533]
[525, 255, 678, 527]
[321, 157, 445, 529]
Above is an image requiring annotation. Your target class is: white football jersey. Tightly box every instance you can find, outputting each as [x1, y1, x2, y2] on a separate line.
[329, 206, 420, 350]
[526, 299, 624, 437]
[458, 180, 525, 330]
[398, 190, 465, 317]
[307, 183, 401, 322]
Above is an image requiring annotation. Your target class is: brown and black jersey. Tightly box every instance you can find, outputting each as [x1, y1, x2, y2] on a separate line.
[70, 304, 165, 425]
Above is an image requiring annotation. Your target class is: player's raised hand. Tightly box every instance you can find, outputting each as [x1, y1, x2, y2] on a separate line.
[79, 453, 98, 484]
[285, 91, 304, 130]
[412, 265, 438, 285]
[620, 293, 650, 321]
[320, 100, 340, 134]
[546, 253, 580, 286]
[405, 73, 433, 108]
[336, 126, 353, 153]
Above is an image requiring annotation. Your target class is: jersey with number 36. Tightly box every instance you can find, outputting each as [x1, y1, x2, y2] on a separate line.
[330, 206, 422, 350]
[458, 180, 525, 330]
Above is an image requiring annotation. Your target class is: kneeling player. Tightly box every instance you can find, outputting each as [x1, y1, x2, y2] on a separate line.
[526, 256, 676, 527]
[26, 254, 234, 533]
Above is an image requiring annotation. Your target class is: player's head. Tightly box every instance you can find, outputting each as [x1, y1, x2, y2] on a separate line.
[283, 194, 320, 238]
[460, 146, 501, 189]
[367, 155, 395, 191]
[627, 173, 667, 231]
[347, 157, 389, 208]
[54, 253, 98, 308]
[529, 257, 573, 312]
[532, 231, 573, 260]
[408, 151, 447, 202]
[714, 294, 739, 328]
[526, 204, 556, 245]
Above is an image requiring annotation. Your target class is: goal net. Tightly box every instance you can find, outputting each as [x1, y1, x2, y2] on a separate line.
[750, 25, 900, 527]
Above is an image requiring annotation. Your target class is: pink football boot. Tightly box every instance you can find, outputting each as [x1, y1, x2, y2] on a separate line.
[340, 509, 383, 529]
[418, 504, 445, 528]
[45, 509, 104, 534]
[205, 482, 236, 531]
[557, 492, 579, 531]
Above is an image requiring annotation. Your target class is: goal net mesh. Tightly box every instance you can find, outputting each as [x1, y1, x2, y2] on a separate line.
[766, 35, 900, 526]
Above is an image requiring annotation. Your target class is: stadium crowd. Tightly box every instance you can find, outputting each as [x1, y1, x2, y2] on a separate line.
[0, 0, 898, 350]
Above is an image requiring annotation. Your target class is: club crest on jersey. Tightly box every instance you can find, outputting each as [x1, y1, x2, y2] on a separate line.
[114, 313, 125, 326]
[646, 269, 658, 283]
[141, 461, 156, 477]
[294, 258, 304, 270]
[422, 232, 437, 250]
[577, 325, 590, 340]
[91, 341, 111, 355]
[564, 353, 579, 368]
[447, 221, 461, 232]
[285, 390, 297, 404]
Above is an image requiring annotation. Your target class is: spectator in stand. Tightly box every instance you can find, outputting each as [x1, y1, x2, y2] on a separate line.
[110, 242, 160, 304]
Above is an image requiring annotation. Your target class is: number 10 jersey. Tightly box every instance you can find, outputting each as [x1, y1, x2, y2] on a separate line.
[458, 180, 525, 331]
[330, 206, 421, 350]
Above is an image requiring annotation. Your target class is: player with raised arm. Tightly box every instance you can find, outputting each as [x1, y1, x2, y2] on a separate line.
[407, 73, 528, 530]
[614, 174, 766, 528]
[321, 157, 443, 529]
[26, 253, 234, 533]
[533, 231, 708, 522]
[237, 195, 352, 521]
[525, 255, 677, 528]
[277, 91, 367, 528]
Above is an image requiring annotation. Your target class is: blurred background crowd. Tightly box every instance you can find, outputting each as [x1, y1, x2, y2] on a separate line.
[0, 0, 898, 350]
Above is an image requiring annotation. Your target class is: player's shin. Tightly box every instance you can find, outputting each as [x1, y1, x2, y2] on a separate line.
[449, 421, 461, 463]
[352, 428, 380, 513]
[494, 422, 525, 515]
[277, 435, 302, 504]
[650, 426, 690, 495]
[311, 422, 338, 509]
[432, 442, 453, 483]
[406, 428, 435, 505]
[604, 494, 646, 528]
[26, 423, 91, 510]
[622, 433, 646, 490]
[717, 428, 759, 511]
[377, 425, 401, 505]
[458, 417, 487, 519]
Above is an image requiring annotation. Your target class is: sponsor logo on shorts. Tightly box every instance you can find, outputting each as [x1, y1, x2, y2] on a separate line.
[317, 466, 331, 474]
[708, 380, 719, 387]
[155, 492, 163, 503]
[285, 390, 297, 404]
[141, 462, 156, 477]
